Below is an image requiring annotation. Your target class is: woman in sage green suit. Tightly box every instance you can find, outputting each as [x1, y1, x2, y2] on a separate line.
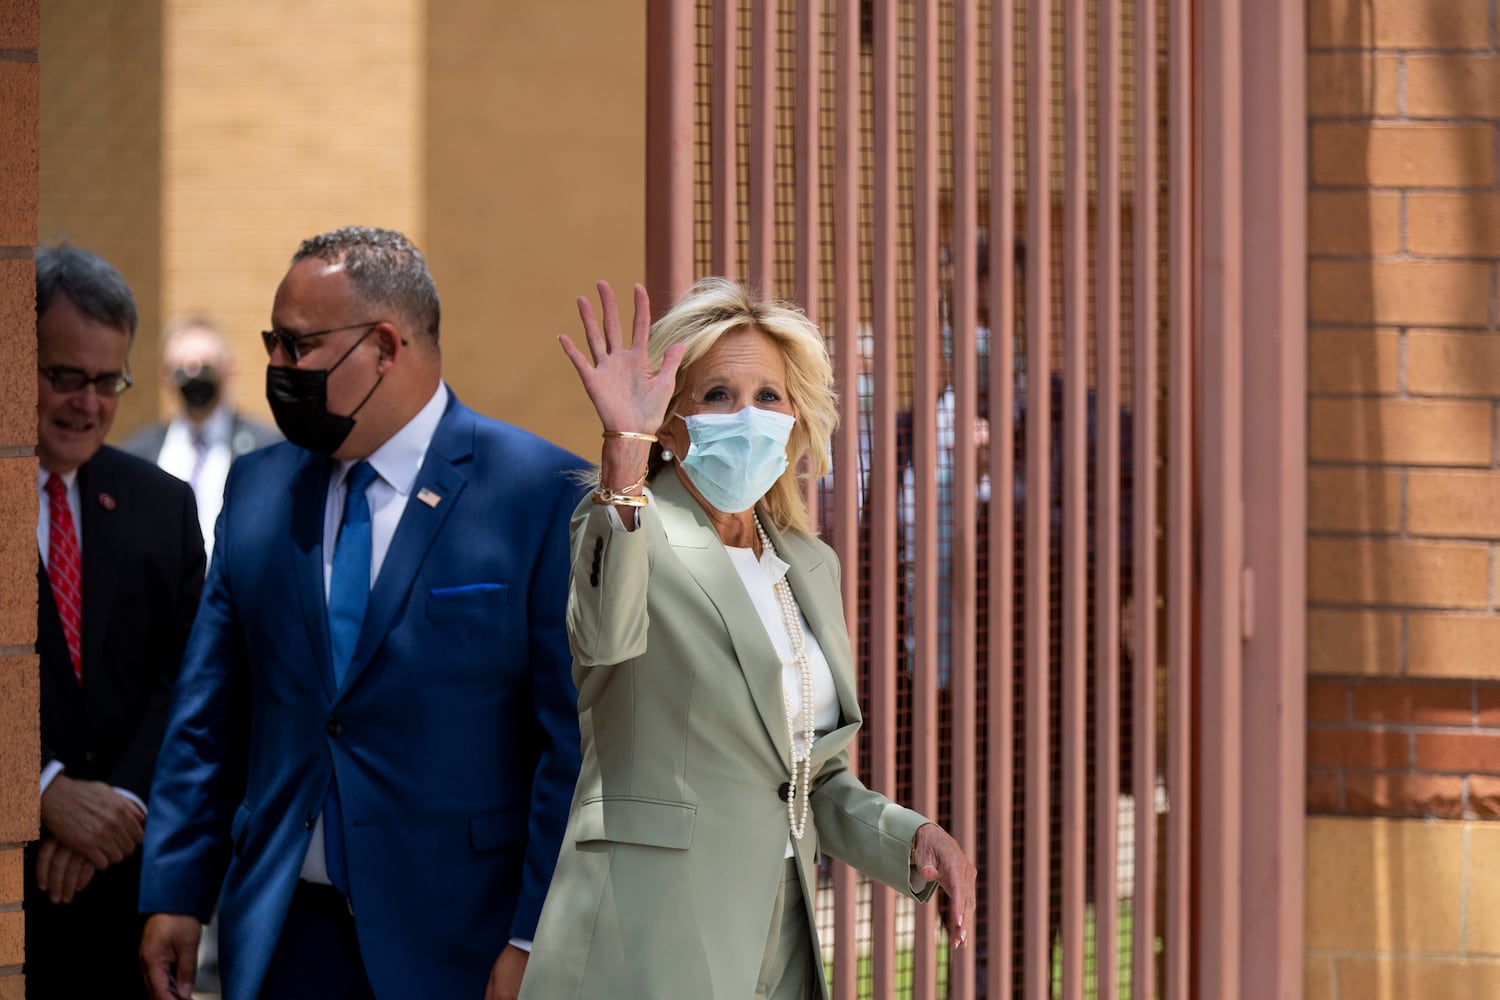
[519, 279, 975, 1000]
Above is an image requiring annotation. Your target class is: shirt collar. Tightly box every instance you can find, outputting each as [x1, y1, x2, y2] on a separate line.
[761, 545, 791, 584]
[334, 382, 448, 497]
[37, 466, 78, 493]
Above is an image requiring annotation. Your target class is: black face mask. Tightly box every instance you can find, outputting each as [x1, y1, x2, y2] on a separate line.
[265, 327, 382, 455]
[175, 369, 220, 410]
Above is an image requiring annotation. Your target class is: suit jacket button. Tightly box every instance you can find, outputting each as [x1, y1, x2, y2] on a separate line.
[594, 538, 604, 553]
[305, 813, 316, 830]
[83, 750, 97, 764]
[778, 781, 791, 802]
[589, 573, 600, 587]
[327, 720, 343, 737]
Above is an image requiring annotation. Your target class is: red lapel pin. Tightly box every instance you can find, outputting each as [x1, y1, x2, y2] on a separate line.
[98, 492, 116, 511]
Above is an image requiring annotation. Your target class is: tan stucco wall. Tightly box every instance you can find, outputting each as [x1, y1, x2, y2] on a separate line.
[424, 0, 645, 457]
[155, 0, 425, 427]
[38, 0, 162, 435]
[1305, 817, 1500, 997]
[151, 0, 645, 457]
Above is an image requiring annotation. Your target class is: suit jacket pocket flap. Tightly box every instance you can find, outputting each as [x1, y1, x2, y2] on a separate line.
[575, 795, 697, 850]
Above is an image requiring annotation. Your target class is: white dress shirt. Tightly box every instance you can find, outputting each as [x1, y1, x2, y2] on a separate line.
[155, 406, 235, 562]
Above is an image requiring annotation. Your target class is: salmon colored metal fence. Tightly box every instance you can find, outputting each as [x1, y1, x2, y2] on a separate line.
[645, 2, 1305, 997]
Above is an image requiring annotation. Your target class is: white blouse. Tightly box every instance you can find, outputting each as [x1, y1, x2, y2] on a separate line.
[724, 542, 840, 856]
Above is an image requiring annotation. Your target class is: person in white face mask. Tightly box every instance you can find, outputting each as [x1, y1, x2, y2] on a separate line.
[521, 278, 976, 1000]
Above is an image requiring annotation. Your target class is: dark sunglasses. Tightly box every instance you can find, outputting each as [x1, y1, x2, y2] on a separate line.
[38, 365, 132, 397]
[260, 322, 378, 363]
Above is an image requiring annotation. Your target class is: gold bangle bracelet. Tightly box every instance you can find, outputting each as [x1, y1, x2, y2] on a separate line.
[591, 488, 649, 507]
[591, 466, 649, 507]
[602, 430, 658, 442]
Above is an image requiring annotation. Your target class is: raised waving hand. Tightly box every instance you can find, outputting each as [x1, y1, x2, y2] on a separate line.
[559, 282, 685, 528]
[559, 281, 684, 439]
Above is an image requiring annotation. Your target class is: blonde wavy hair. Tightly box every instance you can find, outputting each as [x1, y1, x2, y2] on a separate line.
[646, 277, 837, 535]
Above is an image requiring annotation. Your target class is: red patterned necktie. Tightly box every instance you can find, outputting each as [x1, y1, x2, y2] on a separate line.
[45, 475, 83, 684]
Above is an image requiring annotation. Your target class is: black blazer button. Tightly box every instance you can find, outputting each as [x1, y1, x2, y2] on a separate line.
[305, 813, 316, 830]
[778, 782, 791, 802]
[590, 573, 600, 587]
[327, 720, 343, 737]
[594, 537, 604, 553]
[83, 750, 97, 764]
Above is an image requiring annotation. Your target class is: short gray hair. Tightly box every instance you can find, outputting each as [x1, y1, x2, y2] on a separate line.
[292, 226, 441, 343]
[36, 245, 138, 343]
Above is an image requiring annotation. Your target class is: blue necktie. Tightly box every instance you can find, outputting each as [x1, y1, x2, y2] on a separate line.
[323, 460, 377, 894]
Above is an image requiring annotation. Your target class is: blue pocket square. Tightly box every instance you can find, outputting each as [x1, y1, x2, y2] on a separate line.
[430, 583, 505, 597]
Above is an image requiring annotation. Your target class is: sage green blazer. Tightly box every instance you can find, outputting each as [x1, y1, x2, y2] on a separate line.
[521, 472, 934, 1000]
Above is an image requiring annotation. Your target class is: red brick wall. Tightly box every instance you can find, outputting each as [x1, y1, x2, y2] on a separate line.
[0, 1, 39, 991]
[1308, 679, 1500, 818]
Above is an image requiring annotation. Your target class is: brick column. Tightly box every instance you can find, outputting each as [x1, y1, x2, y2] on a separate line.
[1308, 0, 1500, 822]
[1306, 0, 1500, 994]
[0, 1, 39, 992]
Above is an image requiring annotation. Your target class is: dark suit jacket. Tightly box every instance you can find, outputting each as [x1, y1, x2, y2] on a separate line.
[141, 391, 587, 1000]
[37, 446, 206, 800]
[120, 410, 282, 466]
[26, 446, 205, 994]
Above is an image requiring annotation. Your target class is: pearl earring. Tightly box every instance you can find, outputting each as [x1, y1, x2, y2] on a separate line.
[660, 448, 674, 461]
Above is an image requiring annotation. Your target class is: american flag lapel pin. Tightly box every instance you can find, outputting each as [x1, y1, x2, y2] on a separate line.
[416, 488, 441, 508]
[97, 492, 116, 511]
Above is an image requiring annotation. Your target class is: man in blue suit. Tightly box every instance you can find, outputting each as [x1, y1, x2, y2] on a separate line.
[138, 227, 586, 1000]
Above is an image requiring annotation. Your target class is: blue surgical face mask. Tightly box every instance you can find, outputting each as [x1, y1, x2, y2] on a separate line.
[677, 406, 796, 513]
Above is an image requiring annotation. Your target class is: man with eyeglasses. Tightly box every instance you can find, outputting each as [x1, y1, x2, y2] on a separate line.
[139, 226, 587, 1000]
[25, 246, 207, 1000]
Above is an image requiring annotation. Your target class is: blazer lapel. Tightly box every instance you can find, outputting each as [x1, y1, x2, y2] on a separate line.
[654, 473, 794, 767]
[290, 452, 337, 700]
[759, 516, 864, 766]
[337, 402, 469, 696]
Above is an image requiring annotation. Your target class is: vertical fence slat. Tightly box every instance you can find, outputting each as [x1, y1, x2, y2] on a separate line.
[797, 0, 821, 526]
[870, 1, 901, 992]
[1240, 0, 1306, 995]
[795, 0, 819, 320]
[1166, 0, 1195, 995]
[1061, 0, 1090, 994]
[645, 0, 695, 310]
[949, 1, 980, 997]
[987, 0, 1018, 995]
[1024, 0, 1055, 996]
[912, 0, 941, 990]
[829, 2, 860, 993]
[1094, 0, 1123, 996]
[710, 0, 737, 278]
[1130, 0, 1160, 995]
[747, 0, 776, 289]
[1199, 0, 1244, 993]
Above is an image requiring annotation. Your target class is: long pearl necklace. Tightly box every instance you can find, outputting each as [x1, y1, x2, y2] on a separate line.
[755, 514, 815, 840]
